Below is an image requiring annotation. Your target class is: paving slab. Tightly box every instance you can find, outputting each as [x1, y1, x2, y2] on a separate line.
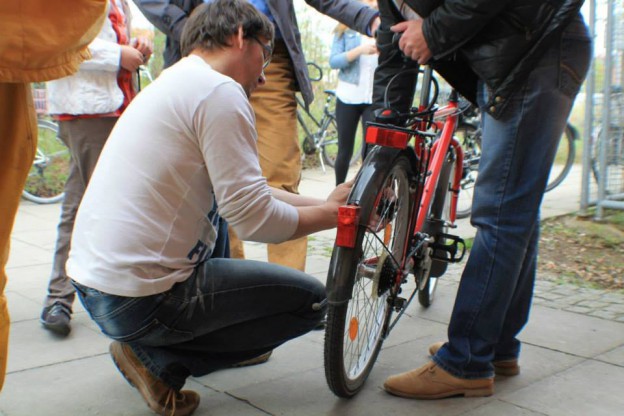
[519, 304, 624, 357]
[461, 400, 547, 415]
[500, 360, 624, 416]
[0, 354, 266, 416]
[5, 315, 107, 373]
[595, 345, 624, 366]
[5, 239, 51, 269]
[195, 334, 325, 392]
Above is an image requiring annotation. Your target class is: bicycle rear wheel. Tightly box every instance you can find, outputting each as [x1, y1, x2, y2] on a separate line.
[324, 152, 414, 397]
[456, 123, 480, 219]
[545, 123, 576, 192]
[320, 117, 362, 168]
[22, 119, 69, 204]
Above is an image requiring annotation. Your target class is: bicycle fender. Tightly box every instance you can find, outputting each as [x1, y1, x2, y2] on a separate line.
[326, 145, 417, 305]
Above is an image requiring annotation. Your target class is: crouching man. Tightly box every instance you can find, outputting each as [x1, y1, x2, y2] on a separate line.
[66, 1, 351, 415]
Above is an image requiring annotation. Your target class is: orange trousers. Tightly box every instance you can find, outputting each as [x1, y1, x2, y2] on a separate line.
[228, 41, 307, 271]
[0, 83, 37, 391]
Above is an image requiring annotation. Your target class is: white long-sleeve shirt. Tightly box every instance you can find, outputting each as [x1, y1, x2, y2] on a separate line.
[67, 55, 299, 297]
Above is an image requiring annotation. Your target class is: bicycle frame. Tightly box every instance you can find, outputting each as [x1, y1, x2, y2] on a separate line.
[297, 91, 338, 172]
[296, 94, 331, 141]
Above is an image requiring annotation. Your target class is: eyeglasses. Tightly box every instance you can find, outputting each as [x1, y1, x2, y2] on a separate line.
[249, 36, 273, 69]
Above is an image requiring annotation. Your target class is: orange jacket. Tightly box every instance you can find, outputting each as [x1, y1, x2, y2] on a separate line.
[0, 0, 108, 82]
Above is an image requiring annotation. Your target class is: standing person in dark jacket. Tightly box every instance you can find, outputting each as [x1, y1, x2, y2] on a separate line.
[374, 0, 592, 399]
[133, 0, 379, 272]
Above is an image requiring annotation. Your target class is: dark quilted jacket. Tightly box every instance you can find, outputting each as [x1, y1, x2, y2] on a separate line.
[374, 0, 586, 118]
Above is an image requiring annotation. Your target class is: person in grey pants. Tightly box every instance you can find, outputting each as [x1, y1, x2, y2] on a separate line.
[41, 0, 152, 336]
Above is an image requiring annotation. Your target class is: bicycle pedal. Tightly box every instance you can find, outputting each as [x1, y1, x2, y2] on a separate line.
[431, 233, 466, 263]
[392, 296, 407, 311]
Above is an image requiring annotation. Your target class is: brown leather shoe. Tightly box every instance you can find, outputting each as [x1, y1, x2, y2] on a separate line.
[383, 361, 493, 399]
[109, 341, 200, 416]
[230, 350, 273, 368]
[429, 342, 520, 376]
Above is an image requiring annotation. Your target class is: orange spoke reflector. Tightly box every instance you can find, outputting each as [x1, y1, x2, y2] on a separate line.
[384, 223, 392, 245]
[348, 317, 359, 341]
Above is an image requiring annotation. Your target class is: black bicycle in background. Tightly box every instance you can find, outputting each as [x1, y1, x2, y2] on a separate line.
[591, 85, 624, 195]
[455, 103, 579, 219]
[298, 62, 361, 171]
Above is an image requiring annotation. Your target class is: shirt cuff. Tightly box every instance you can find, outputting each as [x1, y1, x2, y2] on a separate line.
[366, 11, 380, 37]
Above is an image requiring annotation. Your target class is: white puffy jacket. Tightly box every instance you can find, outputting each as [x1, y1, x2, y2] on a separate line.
[47, 1, 129, 115]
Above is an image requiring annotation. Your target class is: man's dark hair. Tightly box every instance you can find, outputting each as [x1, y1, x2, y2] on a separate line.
[181, 0, 274, 57]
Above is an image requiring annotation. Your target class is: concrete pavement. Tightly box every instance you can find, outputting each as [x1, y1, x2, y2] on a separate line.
[1, 165, 623, 416]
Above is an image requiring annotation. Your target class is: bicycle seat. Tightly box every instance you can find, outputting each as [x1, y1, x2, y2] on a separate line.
[324, 89, 336, 96]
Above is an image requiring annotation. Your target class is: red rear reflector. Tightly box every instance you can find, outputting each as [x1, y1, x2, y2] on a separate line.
[366, 126, 409, 149]
[336, 205, 360, 248]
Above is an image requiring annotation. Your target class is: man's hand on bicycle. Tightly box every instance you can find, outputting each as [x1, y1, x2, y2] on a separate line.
[326, 179, 354, 210]
[391, 20, 432, 64]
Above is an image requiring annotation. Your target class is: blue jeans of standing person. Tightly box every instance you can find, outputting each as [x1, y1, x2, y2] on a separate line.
[73, 222, 326, 390]
[432, 15, 592, 379]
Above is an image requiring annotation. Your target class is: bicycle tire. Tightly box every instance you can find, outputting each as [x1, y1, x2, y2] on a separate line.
[418, 148, 456, 307]
[320, 117, 362, 168]
[590, 125, 624, 194]
[545, 123, 576, 192]
[324, 152, 414, 397]
[456, 123, 480, 219]
[22, 119, 69, 204]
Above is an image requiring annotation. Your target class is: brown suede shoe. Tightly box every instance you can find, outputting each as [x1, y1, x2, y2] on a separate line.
[230, 350, 273, 368]
[429, 342, 520, 376]
[109, 342, 200, 416]
[383, 361, 494, 399]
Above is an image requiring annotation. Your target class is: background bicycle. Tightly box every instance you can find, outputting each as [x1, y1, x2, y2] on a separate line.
[298, 62, 361, 170]
[455, 104, 580, 219]
[22, 87, 70, 204]
[590, 85, 624, 196]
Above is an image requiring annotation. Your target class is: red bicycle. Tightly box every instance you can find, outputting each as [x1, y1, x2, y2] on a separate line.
[323, 66, 467, 397]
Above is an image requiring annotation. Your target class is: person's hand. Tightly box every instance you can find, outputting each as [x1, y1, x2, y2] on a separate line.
[391, 20, 432, 64]
[133, 36, 154, 64]
[120, 45, 144, 72]
[326, 179, 354, 213]
[359, 43, 378, 56]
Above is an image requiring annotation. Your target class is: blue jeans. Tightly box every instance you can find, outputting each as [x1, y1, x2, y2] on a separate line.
[73, 225, 325, 390]
[433, 16, 592, 379]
